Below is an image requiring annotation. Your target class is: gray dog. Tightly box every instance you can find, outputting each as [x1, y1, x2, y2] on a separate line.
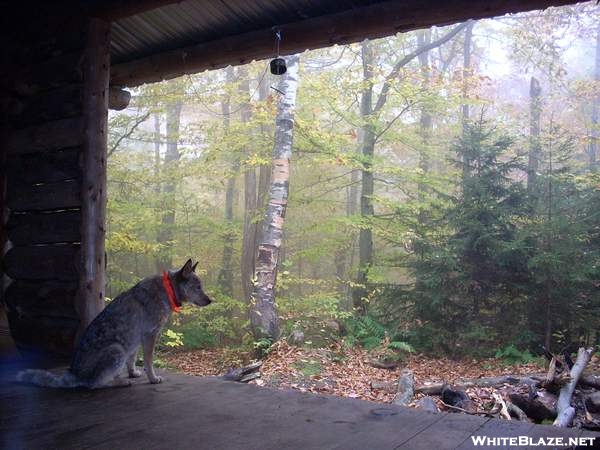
[17, 259, 211, 388]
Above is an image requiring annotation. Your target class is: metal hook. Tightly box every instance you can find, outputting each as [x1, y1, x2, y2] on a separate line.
[272, 27, 282, 56]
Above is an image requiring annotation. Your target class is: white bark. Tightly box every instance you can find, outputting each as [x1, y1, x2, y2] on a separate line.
[249, 54, 299, 341]
[553, 346, 595, 427]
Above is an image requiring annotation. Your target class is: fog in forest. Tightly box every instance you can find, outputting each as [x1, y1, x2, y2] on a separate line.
[107, 2, 600, 359]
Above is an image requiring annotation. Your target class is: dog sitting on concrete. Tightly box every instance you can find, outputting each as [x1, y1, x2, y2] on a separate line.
[17, 259, 211, 388]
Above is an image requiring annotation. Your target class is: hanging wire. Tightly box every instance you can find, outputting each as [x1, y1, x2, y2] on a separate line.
[274, 27, 282, 56]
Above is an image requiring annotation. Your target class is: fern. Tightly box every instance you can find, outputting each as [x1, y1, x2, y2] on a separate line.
[388, 341, 414, 353]
[362, 336, 382, 350]
[358, 315, 386, 340]
[346, 315, 388, 349]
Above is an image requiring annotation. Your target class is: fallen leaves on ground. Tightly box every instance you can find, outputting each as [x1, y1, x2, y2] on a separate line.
[163, 342, 543, 407]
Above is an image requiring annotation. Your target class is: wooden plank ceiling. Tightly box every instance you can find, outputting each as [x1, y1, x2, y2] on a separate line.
[108, 0, 582, 87]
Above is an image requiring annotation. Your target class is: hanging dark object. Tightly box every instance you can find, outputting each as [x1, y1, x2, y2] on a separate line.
[270, 57, 287, 75]
[270, 28, 287, 75]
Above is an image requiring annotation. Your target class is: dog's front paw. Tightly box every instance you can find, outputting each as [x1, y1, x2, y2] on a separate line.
[149, 375, 163, 384]
[129, 369, 143, 378]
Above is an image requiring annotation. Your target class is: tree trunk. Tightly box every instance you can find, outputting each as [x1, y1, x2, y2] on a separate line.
[528, 76, 542, 195]
[353, 40, 375, 315]
[589, 22, 600, 171]
[156, 100, 182, 271]
[417, 29, 433, 211]
[218, 66, 236, 296]
[154, 112, 161, 193]
[242, 164, 257, 303]
[461, 21, 474, 128]
[461, 20, 474, 183]
[350, 25, 468, 314]
[554, 347, 595, 427]
[344, 167, 360, 305]
[241, 69, 269, 304]
[249, 54, 300, 341]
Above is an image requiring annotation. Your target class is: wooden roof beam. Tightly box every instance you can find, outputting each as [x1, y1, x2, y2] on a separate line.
[111, 0, 579, 87]
[86, 0, 184, 21]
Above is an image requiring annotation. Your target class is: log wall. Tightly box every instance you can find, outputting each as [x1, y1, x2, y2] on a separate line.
[0, 15, 109, 355]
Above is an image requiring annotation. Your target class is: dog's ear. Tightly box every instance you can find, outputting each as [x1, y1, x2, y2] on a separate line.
[179, 259, 194, 280]
[191, 261, 198, 273]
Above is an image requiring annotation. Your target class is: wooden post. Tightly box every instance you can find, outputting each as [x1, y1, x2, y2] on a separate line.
[0, 122, 7, 336]
[75, 18, 110, 339]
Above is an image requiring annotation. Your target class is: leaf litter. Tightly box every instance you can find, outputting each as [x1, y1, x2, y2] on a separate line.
[164, 341, 545, 409]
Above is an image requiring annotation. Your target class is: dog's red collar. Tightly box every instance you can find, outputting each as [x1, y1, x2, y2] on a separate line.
[162, 271, 182, 313]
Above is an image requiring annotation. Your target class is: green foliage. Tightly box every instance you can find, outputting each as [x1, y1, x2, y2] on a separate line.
[253, 337, 274, 357]
[169, 292, 248, 348]
[104, 7, 600, 360]
[160, 329, 184, 349]
[387, 340, 415, 354]
[278, 291, 349, 347]
[345, 315, 387, 350]
[403, 122, 530, 356]
[176, 321, 217, 348]
[344, 314, 414, 363]
[494, 345, 536, 365]
[395, 120, 600, 357]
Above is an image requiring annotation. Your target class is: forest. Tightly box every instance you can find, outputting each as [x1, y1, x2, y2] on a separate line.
[107, 2, 600, 369]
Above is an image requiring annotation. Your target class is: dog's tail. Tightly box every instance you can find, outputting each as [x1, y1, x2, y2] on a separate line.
[16, 369, 82, 388]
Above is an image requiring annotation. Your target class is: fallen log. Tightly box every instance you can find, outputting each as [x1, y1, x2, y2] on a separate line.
[393, 369, 414, 406]
[507, 401, 530, 421]
[370, 380, 397, 393]
[221, 361, 262, 383]
[581, 374, 600, 390]
[585, 392, 600, 413]
[416, 371, 597, 397]
[554, 346, 595, 428]
[415, 374, 544, 395]
[508, 390, 557, 422]
[367, 359, 398, 370]
[544, 357, 557, 387]
[493, 392, 511, 420]
[415, 396, 439, 413]
[440, 401, 493, 416]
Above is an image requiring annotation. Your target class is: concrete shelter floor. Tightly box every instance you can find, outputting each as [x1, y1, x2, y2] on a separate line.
[1, 363, 598, 450]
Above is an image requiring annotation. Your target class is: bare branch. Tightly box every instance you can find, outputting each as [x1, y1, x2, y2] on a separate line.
[373, 22, 470, 114]
[108, 112, 151, 158]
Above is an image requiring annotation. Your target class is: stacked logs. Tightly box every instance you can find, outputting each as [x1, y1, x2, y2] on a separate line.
[403, 347, 599, 429]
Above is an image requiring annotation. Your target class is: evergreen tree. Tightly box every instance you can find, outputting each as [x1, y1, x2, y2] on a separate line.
[410, 122, 528, 355]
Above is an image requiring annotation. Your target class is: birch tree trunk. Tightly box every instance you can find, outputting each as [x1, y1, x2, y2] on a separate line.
[249, 54, 299, 341]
